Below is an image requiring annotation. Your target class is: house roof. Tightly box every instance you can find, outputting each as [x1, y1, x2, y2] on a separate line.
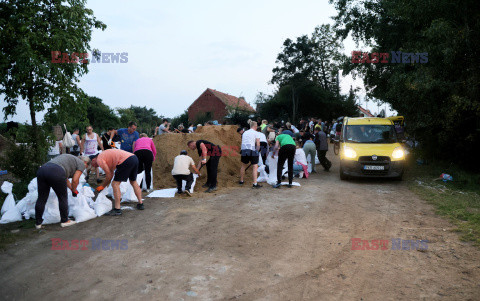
[357, 105, 374, 117]
[207, 88, 256, 112]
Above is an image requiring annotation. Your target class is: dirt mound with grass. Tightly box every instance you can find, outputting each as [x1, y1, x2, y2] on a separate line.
[152, 125, 251, 190]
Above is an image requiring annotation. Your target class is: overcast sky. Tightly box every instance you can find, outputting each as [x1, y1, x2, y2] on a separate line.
[1, 0, 393, 124]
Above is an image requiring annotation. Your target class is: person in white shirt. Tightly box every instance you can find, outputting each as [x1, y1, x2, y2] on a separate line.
[291, 124, 300, 134]
[239, 121, 262, 188]
[171, 150, 201, 196]
[293, 143, 308, 176]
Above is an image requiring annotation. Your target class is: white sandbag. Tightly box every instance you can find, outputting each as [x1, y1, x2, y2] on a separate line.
[106, 182, 127, 198]
[42, 190, 61, 224]
[71, 194, 96, 223]
[78, 174, 86, 185]
[265, 155, 288, 185]
[16, 197, 28, 214]
[28, 177, 37, 192]
[0, 206, 22, 224]
[122, 172, 144, 202]
[81, 186, 95, 208]
[257, 165, 269, 183]
[266, 155, 278, 185]
[146, 189, 176, 198]
[94, 190, 112, 216]
[141, 168, 154, 191]
[1, 181, 15, 215]
[23, 193, 37, 220]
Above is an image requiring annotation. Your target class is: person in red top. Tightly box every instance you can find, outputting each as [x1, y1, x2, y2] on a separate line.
[91, 149, 144, 216]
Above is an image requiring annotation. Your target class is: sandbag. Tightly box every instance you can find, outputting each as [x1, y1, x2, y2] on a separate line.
[71, 194, 96, 223]
[42, 190, 61, 224]
[0, 206, 22, 224]
[1, 182, 15, 215]
[257, 165, 269, 183]
[94, 190, 112, 216]
[123, 172, 144, 202]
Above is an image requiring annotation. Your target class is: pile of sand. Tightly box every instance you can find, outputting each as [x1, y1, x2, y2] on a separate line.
[152, 125, 253, 189]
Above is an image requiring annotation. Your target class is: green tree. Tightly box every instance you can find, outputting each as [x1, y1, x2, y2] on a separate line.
[86, 96, 120, 131]
[330, 0, 480, 169]
[116, 108, 137, 128]
[271, 24, 347, 122]
[0, 0, 106, 141]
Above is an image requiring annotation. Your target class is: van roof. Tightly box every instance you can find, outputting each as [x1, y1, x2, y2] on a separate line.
[345, 117, 394, 125]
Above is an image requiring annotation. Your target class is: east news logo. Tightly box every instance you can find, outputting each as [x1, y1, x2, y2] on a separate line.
[51, 238, 128, 250]
[351, 51, 428, 64]
[351, 238, 428, 250]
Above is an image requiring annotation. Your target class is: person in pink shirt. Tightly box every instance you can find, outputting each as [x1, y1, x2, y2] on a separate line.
[91, 149, 144, 216]
[133, 133, 157, 191]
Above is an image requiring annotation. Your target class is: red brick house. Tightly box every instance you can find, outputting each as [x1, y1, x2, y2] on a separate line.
[188, 88, 256, 123]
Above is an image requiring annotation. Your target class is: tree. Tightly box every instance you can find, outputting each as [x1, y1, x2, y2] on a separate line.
[271, 24, 346, 122]
[0, 0, 106, 151]
[330, 0, 480, 169]
[86, 96, 119, 131]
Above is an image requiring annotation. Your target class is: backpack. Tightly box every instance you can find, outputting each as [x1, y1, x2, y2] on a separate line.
[62, 124, 75, 148]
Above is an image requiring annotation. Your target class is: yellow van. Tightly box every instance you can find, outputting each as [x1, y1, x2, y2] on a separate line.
[339, 117, 406, 180]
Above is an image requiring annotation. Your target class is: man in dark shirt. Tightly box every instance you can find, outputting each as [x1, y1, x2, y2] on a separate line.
[187, 140, 222, 193]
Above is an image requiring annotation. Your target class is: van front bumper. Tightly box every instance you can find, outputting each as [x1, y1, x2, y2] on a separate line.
[341, 158, 404, 178]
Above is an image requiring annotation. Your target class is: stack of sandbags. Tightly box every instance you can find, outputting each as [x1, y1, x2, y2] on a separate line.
[0, 182, 22, 224]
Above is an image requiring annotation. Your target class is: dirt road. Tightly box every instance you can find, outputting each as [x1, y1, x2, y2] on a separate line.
[1, 152, 479, 300]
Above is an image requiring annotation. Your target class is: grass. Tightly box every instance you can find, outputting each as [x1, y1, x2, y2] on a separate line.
[0, 219, 36, 251]
[0, 179, 34, 251]
[406, 154, 480, 245]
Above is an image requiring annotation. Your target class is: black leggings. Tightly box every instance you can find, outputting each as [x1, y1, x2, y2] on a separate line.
[134, 149, 153, 189]
[35, 163, 68, 225]
[206, 155, 221, 188]
[277, 144, 296, 185]
[259, 142, 268, 165]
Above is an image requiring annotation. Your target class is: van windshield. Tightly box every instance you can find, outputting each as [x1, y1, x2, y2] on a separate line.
[344, 124, 397, 143]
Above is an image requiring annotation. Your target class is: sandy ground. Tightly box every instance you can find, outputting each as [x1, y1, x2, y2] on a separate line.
[1, 151, 479, 301]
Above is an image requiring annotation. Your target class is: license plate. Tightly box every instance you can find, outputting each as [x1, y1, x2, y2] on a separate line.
[364, 165, 384, 170]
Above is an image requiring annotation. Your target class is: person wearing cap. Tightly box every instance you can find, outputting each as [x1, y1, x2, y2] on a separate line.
[187, 139, 222, 193]
[91, 149, 144, 216]
[171, 150, 201, 196]
[35, 154, 91, 229]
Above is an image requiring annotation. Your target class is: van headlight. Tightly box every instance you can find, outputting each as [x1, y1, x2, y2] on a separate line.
[343, 147, 357, 159]
[392, 147, 405, 159]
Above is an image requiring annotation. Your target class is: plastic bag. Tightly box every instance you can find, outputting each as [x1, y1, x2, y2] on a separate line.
[122, 172, 143, 202]
[1, 181, 15, 215]
[62, 124, 75, 148]
[71, 194, 96, 223]
[42, 190, 61, 224]
[0, 206, 22, 224]
[141, 168, 153, 191]
[94, 189, 112, 216]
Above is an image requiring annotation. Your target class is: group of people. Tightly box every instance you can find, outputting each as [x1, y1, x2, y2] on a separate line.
[237, 118, 333, 189]
[35, 116, 335, 229]
[35, 121, 158, 228]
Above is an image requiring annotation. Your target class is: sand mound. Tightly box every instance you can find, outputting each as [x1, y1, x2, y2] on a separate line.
[152, 125, 252, 189]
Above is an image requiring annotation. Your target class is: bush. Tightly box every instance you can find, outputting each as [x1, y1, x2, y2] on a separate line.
[0, 125, 52, 183]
